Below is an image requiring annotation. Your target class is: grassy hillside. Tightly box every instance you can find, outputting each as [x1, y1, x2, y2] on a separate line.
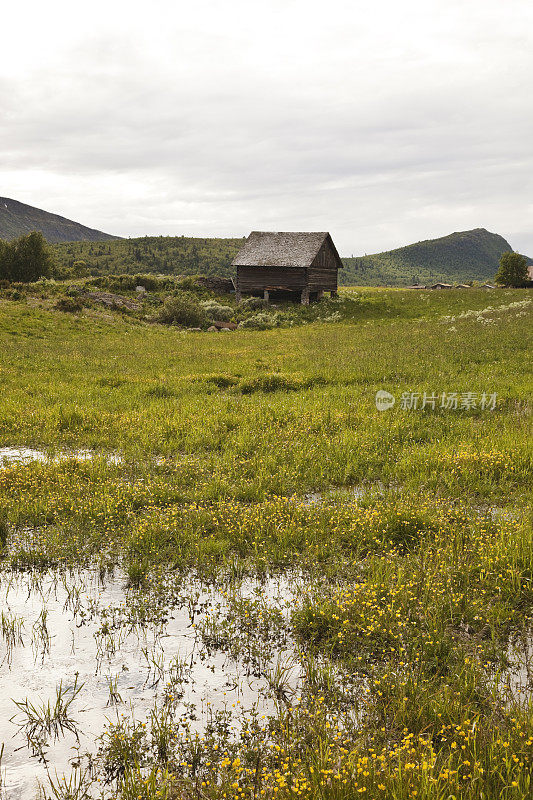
[53, 227, 523, 286]
[0, 197, 117, 243]
[342, 228, 516, 285]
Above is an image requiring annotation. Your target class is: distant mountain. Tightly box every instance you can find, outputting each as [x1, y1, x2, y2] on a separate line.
[0, 197, 118, 243]
[341, 228, 521, 286]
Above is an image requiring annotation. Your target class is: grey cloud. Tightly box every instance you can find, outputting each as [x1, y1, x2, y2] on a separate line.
[1, 4, 532, 255]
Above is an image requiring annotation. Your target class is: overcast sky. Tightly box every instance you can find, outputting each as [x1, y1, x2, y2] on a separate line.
[1, 0, 532, 255]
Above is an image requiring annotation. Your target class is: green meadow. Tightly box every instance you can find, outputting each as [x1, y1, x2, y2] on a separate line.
[0, 287, 532, 799]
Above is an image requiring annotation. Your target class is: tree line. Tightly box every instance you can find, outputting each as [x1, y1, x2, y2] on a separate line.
[0, 231, 54, 282]
[0, 231, 529, 288]
[53, 235, 242, 278]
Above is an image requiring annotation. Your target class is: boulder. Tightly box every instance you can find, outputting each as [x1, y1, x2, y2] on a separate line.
[213, 320, 238, 330]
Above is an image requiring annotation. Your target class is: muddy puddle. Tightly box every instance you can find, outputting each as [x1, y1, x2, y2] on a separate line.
[501, 633, 533, 703]
[0, 569, 301, 799]
[303, 483, 385, 505]
[0, 448, 122, 469]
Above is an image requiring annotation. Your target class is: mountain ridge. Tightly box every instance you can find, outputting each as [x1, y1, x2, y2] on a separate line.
[341, 228, 524, 285]
[0, 197, 118, 243]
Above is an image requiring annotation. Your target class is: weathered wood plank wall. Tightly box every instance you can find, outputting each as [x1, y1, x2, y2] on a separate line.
[236, 266, 306, 290]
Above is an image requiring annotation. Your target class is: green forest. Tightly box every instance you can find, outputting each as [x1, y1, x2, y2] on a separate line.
[53, 235, 243, 279]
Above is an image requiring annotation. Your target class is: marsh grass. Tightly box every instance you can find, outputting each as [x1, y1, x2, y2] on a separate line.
[1, 608, 24, 663]
[11, 674, 83, 759]
[120, 764, 169, 800]
[32, 607, 52, 661]
[98, 718, 149, 783]
[43, 767, 93, 800]
[105, 674, 123, 706]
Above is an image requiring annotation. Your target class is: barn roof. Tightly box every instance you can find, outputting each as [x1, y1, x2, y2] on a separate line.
[232, 231, 342, 269]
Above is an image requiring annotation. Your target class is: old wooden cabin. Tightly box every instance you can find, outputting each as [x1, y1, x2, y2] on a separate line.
[232, 231, 342, 304]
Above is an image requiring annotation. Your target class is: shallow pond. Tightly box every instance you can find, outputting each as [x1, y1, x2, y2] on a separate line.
[0, 448, 122, 469]
[303, 483, 385, 505]
[0, 569, 300, 799]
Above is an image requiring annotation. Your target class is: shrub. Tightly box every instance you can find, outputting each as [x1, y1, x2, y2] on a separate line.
[107, 275, 137, 292]
[55, 296, 84, 313]
[174, 276, 206, 294]
[239, 296, 269, 311]
[200, 300, 234, 321]
[320, 311, 342, 322]
[238, 312, 280, 330]
[134, 275, 157, 291]
[155, 293, 208, 327]
[6, 289, 25, 301]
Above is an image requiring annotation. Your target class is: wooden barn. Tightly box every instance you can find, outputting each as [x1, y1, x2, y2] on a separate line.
[232, 231, 342, 304]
